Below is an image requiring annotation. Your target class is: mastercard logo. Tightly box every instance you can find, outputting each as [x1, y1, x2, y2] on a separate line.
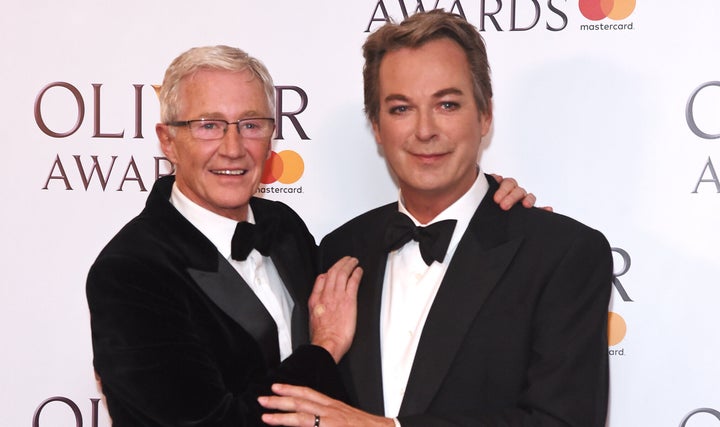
[261, 150, 304, 184]
[607, 311, 627, 346]
[579, 0, 635, 21]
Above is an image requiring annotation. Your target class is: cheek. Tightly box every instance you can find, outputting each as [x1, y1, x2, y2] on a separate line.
[177, 145, 200, 165]
[175, 143, 215, 172]
[377, 125, 404, 149]
[374, 115, 411, 145]
[248, 142, 271, 164]
[455, 116, 486, 141]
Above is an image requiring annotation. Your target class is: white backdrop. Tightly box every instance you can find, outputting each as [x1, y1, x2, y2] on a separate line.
[2, 1, 719, 426]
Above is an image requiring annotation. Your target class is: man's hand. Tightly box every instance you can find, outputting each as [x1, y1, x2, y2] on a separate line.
[259, 384, 394, 427]
[491, 173, 552, 211]
[309, 256, 362, 363]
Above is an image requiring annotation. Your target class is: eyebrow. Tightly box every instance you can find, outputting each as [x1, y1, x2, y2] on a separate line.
[383, 94, 410, 103]
[382, 87, 465, 103]
[432, 87, 464, 98]
[193, 110, 271, 119]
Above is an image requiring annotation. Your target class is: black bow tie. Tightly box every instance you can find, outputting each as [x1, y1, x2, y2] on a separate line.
[383, 212, 457, 266]
[231, 221, 277, 261]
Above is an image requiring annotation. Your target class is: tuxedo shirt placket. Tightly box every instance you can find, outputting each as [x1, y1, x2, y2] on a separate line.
[381, 243, 448, 417]
[379, 169, 489, 418]
[230, 251, 294, 361]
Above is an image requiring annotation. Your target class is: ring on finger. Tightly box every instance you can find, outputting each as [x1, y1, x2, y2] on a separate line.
[314, 414, 321, 427]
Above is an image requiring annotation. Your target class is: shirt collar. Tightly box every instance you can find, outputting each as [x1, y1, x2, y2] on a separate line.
[398, 167, 487, 224]
[169, 183, 254, 260]
[398, 167, 488, 254]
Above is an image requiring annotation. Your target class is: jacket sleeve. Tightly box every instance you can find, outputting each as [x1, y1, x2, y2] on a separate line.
[87, 252, 343, 427]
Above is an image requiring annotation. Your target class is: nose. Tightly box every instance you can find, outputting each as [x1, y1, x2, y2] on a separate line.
[217, 125, 247, 158]
[415, 109, 438, 142]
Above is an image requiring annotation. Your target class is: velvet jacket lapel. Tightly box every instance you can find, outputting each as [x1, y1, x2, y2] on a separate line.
[144, 176, 288, 368]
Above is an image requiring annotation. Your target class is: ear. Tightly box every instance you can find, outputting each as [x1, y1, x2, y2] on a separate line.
[371, 120, 383, 146]
[156, 123, 178, 163]
[480, 100, 493, 137]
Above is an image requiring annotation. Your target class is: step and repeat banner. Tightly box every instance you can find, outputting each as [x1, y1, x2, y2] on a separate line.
[1, 1, 719, 426]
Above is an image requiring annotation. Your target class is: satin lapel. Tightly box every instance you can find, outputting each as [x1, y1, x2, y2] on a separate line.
[345, 213, 394, 415]
[399, 181, 523, 416]
[188, 254, 280, 368]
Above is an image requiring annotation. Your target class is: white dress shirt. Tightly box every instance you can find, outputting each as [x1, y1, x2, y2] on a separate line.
[170, 184, 295, 361]
[380, 170, 489, 418]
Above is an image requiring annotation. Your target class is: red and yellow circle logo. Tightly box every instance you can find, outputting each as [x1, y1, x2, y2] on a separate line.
[261, 150, 304, 184]
[580, 0, 635, 21]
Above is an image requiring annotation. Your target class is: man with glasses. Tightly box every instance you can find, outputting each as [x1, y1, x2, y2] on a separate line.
[86, 45, 363, 427]
[87, 44, 533, 427]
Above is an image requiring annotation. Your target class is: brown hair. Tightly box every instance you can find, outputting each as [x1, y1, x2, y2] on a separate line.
[363, 10, 492, 123]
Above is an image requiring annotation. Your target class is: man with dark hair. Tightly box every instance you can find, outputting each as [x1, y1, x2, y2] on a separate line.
[260, 10, 612, 427]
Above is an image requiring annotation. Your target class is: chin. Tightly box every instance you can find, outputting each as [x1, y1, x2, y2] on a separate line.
[213, 193, 252, 208]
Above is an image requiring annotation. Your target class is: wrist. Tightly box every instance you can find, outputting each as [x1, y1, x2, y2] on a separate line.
[310, 338, 343, 363]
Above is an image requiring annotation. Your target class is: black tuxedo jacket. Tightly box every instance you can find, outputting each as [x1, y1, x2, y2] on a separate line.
[320, 176, 612, 427]
[87, 176, 343, 427]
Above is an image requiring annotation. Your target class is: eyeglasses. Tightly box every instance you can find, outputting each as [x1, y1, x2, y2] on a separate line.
[166, 118, 275, 141]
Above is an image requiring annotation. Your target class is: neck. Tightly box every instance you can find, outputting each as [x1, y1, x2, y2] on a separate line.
[402, 189, 463, 225]
[400, 172, 478, 224]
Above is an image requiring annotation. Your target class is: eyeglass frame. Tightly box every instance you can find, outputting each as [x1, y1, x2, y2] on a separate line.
[165, 117, 276, 141]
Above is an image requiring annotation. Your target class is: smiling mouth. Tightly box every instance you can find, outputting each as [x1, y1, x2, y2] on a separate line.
[414, 152, 447, 160]
[212, 169, 247, 176]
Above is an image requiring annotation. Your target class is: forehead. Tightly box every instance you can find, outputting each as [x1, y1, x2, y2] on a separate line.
[177, 68, 270, 116]
[378, 38, 473, 95]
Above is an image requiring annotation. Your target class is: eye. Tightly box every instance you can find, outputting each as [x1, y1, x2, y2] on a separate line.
[200, 120, 223, 130]
[241, 121, 260, 130]
[388, 105, 408, 115]
[439, 101, 459, 111]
